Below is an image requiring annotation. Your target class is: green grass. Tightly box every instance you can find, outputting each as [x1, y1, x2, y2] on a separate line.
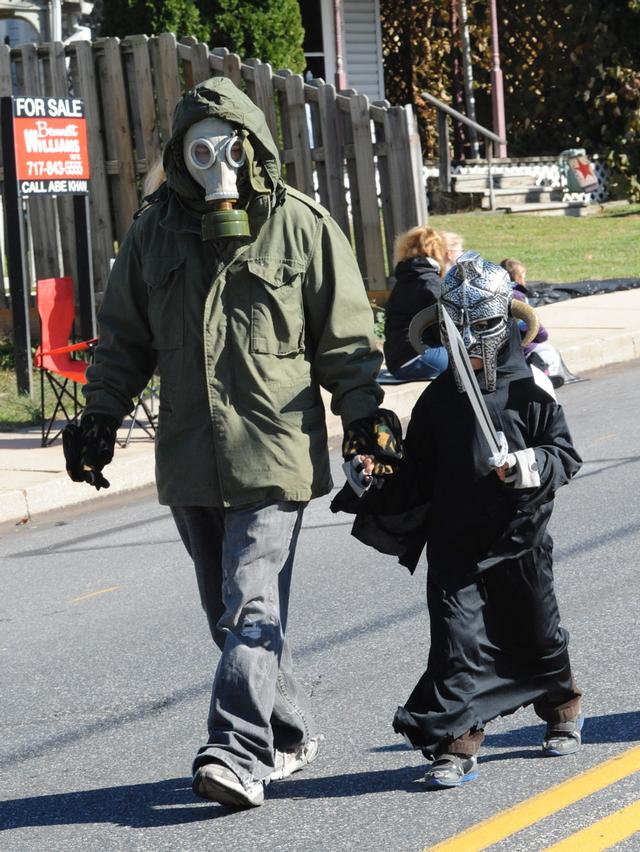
[0, 368, 51, 430]
[0, 345, 74, 431]
[430, 204, 640, 283]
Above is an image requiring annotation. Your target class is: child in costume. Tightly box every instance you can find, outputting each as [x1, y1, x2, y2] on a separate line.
[334, 252, 583, 788]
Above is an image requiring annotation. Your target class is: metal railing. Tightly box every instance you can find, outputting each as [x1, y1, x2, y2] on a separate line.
[421, 91, 507, 210]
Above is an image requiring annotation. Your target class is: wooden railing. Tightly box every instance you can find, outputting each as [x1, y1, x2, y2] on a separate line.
[421, 90, 506, 210]
[0, 33, 427, 320]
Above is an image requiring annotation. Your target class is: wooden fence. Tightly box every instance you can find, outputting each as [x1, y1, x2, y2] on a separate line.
[0, 33, 427, 322]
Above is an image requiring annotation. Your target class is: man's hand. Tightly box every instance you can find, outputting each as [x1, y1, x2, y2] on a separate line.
[62, 413, 119, 490]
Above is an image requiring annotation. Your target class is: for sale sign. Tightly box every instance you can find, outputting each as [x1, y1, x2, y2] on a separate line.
[12, 97, 90, 195]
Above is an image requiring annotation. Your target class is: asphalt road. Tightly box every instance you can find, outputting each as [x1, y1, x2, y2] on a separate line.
[1, 361, 639, 852]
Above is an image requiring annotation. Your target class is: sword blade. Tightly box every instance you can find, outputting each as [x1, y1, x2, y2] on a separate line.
[442, 308, 502, 456]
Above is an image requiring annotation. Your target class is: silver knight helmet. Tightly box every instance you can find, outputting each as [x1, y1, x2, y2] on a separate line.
[440, 252, 513, 392]
[183, 117, 250, 238]
[407, 251, 540, 393]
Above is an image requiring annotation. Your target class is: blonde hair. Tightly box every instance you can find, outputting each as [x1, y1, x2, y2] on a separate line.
[441, 230, 464, 256]
[501, 257, 527, 285]
[393, 225, 446, 274]
[143, 158, 166, 196]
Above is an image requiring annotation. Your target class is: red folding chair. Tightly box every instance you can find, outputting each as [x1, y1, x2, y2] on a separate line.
[33, 277, 97, 447]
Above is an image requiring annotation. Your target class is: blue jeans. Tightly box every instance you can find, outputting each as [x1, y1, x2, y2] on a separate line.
[392, 346, 448, 381]
[171, 500, 316, 785]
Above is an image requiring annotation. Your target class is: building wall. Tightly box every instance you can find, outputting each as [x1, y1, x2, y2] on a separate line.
[342, 0, 385, 101]
[300, 0, 385, 100]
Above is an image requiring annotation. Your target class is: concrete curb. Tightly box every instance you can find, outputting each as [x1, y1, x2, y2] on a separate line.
[559, 330, 640, 375]
[1, 451, 156, 525]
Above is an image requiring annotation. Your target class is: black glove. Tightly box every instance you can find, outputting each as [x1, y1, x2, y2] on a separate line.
[62, 413, 119, 490]
[342, 408, 404, 477]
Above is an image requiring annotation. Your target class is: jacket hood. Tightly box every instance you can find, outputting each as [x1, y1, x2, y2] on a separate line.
[162, 76, 286, 209]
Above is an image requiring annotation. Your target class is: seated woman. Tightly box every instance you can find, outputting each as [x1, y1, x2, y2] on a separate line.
[383, 228, 463, 381]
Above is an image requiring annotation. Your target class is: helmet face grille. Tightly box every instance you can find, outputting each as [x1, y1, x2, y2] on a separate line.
[440, 252, 512, 392]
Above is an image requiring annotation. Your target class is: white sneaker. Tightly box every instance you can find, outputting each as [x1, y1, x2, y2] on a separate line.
[192, 762, 264, 808]
[269, 736, 321, 781]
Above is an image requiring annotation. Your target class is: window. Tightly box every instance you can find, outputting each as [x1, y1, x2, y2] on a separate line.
[299, 0, 326, 81]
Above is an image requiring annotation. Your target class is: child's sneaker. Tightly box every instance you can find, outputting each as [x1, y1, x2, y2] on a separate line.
[422, 754, 478, 788]
[269, 735, 321, 781]
[542, 714, 584, 756]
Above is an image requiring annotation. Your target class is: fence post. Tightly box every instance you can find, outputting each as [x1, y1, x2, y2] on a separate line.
[315, 83, 349, 236]
[246, 61, 278, 144]
[18, 44, 61, 281]
[348, 93, 386, 290]
[122, 35, 160, 192]
[0, 45, 10, 308]
[437, 109, 451, 193]
[149, 33, 181, 149]
[42, 42, 77, 289]
[223, 52, 242, 87]
[68, 40, 114, 298]
[405, 105, 428, 225]
[283, 74, 314, 197]
[180, 38, 210, 86]
[94, 37, 138, 243]
[371, 103, 395, 272]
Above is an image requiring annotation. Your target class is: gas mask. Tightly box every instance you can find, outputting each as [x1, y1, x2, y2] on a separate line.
[439, 252, 513, 392]
[183, 117, 250, 239]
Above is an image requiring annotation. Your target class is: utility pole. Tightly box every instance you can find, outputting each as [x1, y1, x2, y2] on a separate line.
[450, 1, 467, 160]
[458, 0, 479, 158]
[488, 0, 507, 157]
[50, 0, 63, 42]
[333, 0, 347, 91]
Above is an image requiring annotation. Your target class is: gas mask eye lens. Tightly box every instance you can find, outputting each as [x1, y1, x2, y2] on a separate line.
[225, 136, 246, 168]
[189, 139, 216, 170]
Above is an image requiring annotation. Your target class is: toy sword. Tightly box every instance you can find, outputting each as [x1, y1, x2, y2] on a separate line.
[441, 307, 509, 467]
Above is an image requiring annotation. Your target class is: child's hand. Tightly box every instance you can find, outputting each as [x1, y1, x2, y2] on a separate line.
[495, 462, 509, 481]
[360, 454, 375, 479]
[497, 449, 541, 489]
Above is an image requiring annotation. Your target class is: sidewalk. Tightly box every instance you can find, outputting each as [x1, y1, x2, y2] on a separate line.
[2, 288, 640, 526]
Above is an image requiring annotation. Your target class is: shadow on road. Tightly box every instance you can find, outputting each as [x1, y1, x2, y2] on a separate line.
[3, 713, 638, 831]
[269, 764, 425, 800]
[482, 710, 640, 752]
[0, 777, 236, 831]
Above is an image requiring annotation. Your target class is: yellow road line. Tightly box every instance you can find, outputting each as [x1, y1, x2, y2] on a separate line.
[543, 799, 640, 852]
[71, 585, 121, 603]
[424, 745, 640, 852]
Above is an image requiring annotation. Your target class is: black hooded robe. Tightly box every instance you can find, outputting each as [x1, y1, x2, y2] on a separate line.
[340, 326, 583, 756]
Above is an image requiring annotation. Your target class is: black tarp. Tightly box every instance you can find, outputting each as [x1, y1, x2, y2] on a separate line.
[526, 277, 640, 306]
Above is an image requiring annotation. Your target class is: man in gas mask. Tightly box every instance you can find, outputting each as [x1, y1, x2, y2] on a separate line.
[62, 77, 387, 808]
[333, 252, 584, 789]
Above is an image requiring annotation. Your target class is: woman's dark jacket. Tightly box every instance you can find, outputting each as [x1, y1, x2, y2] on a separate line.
[345, 325, 582, 588]
[383, 257, 444, 373]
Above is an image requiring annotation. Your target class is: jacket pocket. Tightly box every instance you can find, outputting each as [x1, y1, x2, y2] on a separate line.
[248, 257, 306, 356]
[143, 255, 185, 350]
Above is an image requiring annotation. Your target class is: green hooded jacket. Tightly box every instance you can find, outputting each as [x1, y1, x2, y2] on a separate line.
[84, 77, 383, 507]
